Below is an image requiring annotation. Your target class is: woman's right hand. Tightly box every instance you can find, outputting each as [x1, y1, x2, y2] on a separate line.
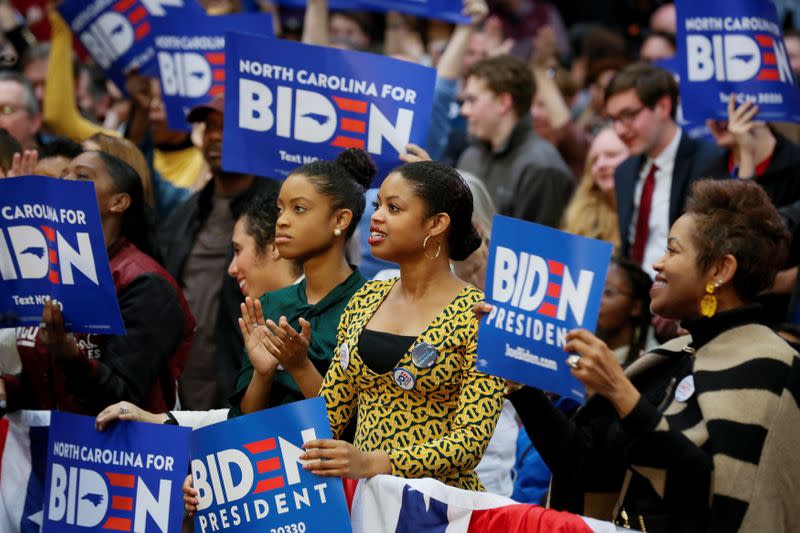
[183, 474, 199, 516]
[472, 301, 493, 321]
[238, 297, 280, 376]
[95, 401, 165, 431]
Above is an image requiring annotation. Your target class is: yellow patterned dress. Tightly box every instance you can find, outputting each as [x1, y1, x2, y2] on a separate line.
[321, 278, 505, 491]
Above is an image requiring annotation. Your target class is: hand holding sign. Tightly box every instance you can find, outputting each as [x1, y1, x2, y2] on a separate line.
[300, 439, 390, 479]
[1, 150, 39, 178]
[563, 329, 640, 417]
[39, 298, 81, 360]
[727, 94, 765, 177]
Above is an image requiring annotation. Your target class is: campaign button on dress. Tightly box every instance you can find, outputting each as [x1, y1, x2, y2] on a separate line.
[675, 375, 695, 402]
[339, 342, 350, 370]
[411, 342, 438, 369]
[393, 367, 416, 390]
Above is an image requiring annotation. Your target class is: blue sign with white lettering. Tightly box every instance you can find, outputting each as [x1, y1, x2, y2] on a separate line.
[654, 57, 713, 141]
[59, 0, 204, 91]
[0, 176, 124, 334]
[152, 12, 274, 131]
[477, 216, 612, 403]
[42, 411, 191, 533]
[676, 0, 800, 123]
[190, 397, 351, 533]
[222, 32, 436, 182]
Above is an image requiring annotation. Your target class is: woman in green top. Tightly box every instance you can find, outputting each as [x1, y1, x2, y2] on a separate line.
[230, 148, 374, 415]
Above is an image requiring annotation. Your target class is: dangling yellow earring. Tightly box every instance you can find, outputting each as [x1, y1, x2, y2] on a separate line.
[700, 281, 718, 317]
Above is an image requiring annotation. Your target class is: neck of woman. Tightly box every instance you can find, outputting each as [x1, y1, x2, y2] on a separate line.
[302, 243, 353, 305]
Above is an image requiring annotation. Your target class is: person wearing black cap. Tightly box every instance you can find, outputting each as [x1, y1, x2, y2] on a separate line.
[158, 93, 280, 410]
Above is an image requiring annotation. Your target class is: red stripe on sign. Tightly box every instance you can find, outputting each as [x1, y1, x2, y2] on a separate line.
[134, 22, 150, 40]
[257, 457, 281, 473]
[206, 52, 225, 65]
[755, 34, 772, 47]
[757, 69, 780, 81]
[209, 85, 224, 97]
[0, 418, 9, 480]
[41, 226, 55, 241]
[243, 438, 276, 454]
[127, 5, 147, 24]
[546, 283, 561, 299]
[112, 496, 133, 511]
[48, 270, 59, 284]
[331, 136, 365, 149]
[547, 260, 564, 276]
[113, 0, 136, 13]
[341, 118, 366, 133]
[101, 516, 131, 531]
[49, 249, 57, 265]
[538, 302, 557, 318]
[105, 472, 135, 488]
[763, 52, 777, 65]
[213, 69, 225, 82]
[332, 96, 367, 113]
[254, 476, 285, 493]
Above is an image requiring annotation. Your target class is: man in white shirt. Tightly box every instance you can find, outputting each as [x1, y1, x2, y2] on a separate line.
[604, 63, 727, 278]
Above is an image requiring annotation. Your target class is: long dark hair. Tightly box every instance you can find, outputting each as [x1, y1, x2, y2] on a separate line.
[614, 256, 652, 366]
[93, 151, 158, 260]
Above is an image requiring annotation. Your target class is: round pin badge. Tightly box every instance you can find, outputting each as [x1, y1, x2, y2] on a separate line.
[339, 342, 350, 370]
[393, 368, 416, 390]
[675, 375, 695, 402]
[410, 342, 438, 369]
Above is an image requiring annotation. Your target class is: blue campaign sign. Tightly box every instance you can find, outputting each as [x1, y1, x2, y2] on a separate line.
[58, 0, 204, 90]
[357, 0, 469, 24]
[152, 13, 274, 132]
[270, 0, 360, 8]
[223, 32, 436, 182]
[0, 176, 125, 334]
[42, 411, 191, 532]
[676, 0, 800, 123]
[654, 57, 713, 142]
[477, 216, 613, 403]
[190, 397, 351, 533]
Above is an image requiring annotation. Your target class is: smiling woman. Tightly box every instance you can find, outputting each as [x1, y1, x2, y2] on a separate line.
[2, 151, 194, 416]
[508, 179, 800, 532]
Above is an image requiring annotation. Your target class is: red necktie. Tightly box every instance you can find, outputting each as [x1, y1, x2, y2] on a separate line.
[631, 163, 658, 265]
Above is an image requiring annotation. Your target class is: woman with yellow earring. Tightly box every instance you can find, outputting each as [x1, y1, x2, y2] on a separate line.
[502, 179, 800, 532]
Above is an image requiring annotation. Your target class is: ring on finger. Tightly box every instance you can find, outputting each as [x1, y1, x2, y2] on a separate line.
[567, 355, 581, 370]
[120, 404, 129, 415]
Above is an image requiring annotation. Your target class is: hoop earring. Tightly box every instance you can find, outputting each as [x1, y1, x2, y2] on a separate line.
[423, 234, 441, 259]
[700, 281, 718, 318]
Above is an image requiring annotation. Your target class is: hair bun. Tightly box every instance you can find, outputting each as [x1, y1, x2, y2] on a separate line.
[336, 148, 377, 189]
[450, 224, 482, 261]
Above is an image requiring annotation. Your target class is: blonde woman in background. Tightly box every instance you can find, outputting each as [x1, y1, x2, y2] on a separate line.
[561, 127, 629, 248]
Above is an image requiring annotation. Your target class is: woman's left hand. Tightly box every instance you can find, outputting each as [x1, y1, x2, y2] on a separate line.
[300, 439, 391, 479]
[38, 299, 81, 360]
[263, 316, 312, 372]
[564, 329, 640, 417]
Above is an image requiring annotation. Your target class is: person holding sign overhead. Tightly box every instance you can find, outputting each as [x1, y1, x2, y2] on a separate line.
[3, 152, 194, 415]
[301, 161, 505, 491]
[502, 180, 800, 532]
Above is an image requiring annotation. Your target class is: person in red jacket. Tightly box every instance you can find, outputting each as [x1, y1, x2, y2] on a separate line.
[1, 151, 194, 415]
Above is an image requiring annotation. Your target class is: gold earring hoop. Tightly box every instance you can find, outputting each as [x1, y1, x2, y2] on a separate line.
[700, 281, 718, 317]
[334, 228, 342, 237]
[423, 234, 441, 259]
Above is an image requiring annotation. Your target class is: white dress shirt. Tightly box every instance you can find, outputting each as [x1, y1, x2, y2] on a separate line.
[629, 128, 682, 279]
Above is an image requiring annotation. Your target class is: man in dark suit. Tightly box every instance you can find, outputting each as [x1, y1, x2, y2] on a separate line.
[605, 63, 727, 278]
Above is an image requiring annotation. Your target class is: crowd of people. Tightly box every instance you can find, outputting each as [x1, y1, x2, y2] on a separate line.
[3, 0, 800, 531]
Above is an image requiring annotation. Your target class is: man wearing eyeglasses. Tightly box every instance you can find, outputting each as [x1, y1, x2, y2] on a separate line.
[605, 63, 727, 279]
[0, 70, 41, 151]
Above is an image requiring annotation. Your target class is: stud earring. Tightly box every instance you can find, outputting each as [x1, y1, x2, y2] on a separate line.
[334, 228, 342, 237]
[700, 281, 718, 317]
